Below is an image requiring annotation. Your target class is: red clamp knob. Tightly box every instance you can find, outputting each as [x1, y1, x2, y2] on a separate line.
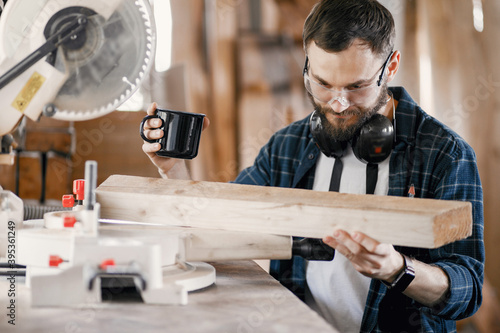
[63, 215, 77, 228]
[62, 195, 75, 208]
[99, 259, 116, 270]
[49, 255, 64, 267]
[73, 179, 85, 201]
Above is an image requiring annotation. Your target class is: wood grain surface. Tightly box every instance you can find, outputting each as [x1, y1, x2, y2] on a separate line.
[96, 175, 473, 248]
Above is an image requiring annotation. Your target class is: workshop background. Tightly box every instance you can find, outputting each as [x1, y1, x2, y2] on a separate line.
[0, 0, 499, 331]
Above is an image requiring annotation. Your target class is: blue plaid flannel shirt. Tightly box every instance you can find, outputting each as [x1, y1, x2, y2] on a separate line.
[234, 87, 484, 332]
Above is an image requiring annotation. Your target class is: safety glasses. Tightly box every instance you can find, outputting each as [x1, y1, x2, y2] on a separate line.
[303, 51, 393, 108]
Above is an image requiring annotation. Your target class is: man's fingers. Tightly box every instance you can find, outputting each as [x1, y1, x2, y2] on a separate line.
[323, 232, 360, 260]
[143, 118, 163, 131]
[326, 230, 381, 254]
[332, 230, 363, 255]
[147, 102, 157, 115]
[324, 230, 400, 280]
[202, 117, 210, 131]
[142, 142, 161, 154]
[323, 235, 337, 248]
[352, 232, 380, 253]
[142, 129, 164, 140]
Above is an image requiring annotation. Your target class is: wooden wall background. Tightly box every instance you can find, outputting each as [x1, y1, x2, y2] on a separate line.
[0, 1, 498, 330]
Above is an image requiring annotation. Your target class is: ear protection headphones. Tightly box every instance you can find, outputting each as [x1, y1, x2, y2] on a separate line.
[310, 111, 394, 164]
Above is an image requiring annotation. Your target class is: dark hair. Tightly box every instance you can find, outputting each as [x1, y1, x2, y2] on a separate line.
[303, 0, 395, 58]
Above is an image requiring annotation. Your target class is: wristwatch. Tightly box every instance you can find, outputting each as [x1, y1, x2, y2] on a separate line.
[382, 254, 415, 293]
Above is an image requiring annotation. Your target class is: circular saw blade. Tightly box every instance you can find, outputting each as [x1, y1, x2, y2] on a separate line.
[50, 0, 155, 121]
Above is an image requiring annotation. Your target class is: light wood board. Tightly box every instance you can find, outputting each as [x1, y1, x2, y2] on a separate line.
[96, 175, 473, 249]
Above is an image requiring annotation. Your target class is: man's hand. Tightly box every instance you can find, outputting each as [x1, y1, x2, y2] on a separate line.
[323, 230, 450, 307]
[323, 230, 404, 283]
[141, 102, 210, 179]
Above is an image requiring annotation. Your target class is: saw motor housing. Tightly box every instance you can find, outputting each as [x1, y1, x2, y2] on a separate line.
[0, 0, 156, 161]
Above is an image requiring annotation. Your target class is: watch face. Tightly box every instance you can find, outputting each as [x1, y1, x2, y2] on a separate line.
[393, 255, 415, 293]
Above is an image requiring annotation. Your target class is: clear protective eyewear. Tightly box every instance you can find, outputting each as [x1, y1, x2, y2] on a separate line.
[303, 51, 393, 108]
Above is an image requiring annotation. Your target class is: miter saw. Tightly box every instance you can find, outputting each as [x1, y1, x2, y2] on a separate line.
[0, 0, 155, 163]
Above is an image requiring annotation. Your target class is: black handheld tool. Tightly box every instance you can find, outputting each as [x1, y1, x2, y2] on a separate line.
[292, 238, 335, 261]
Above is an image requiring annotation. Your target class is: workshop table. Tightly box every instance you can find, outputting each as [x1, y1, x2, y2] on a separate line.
[0, 260, 338, 333]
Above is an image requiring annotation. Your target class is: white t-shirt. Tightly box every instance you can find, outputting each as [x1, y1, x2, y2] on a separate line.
[306, 144, 390, 332]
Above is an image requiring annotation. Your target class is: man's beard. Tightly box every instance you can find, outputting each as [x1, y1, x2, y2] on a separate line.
[309, 83, 389, 142]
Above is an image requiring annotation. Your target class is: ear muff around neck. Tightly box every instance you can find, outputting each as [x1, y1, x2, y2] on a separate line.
[310, 111, 348, 158]
[310, 111, 394, 164]
[351, 113, 394, 164]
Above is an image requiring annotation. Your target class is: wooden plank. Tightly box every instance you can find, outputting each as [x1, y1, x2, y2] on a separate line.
[17, 154, 42, 200]
[205, 0, 238, 182]
[46, 154, 71, 200]
[0, 153, 72, 202]
[167, 0, 215, 181]
[24, 131, 72, 153]
[99, 223, 293, 261]
[96, 175, 472, 249]
[0, 153, 15, 166]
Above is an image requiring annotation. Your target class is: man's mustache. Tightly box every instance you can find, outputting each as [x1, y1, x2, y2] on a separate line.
[316, 106, 363, 118]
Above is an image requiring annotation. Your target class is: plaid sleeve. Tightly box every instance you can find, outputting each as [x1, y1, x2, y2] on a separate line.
[429, 140, 484, 320]
[234, 141, 272, 186]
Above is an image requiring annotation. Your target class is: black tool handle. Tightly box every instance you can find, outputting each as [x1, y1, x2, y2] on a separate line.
[292, 238, 335, 261]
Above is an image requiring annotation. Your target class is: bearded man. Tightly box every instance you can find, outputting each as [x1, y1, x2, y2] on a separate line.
[142, 1, 484, 331]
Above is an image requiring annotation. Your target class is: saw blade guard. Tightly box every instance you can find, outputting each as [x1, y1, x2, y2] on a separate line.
[0, 0, 156, 127]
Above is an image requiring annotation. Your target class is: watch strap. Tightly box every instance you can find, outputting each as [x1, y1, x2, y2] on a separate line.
[382, 254, 416, 293]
